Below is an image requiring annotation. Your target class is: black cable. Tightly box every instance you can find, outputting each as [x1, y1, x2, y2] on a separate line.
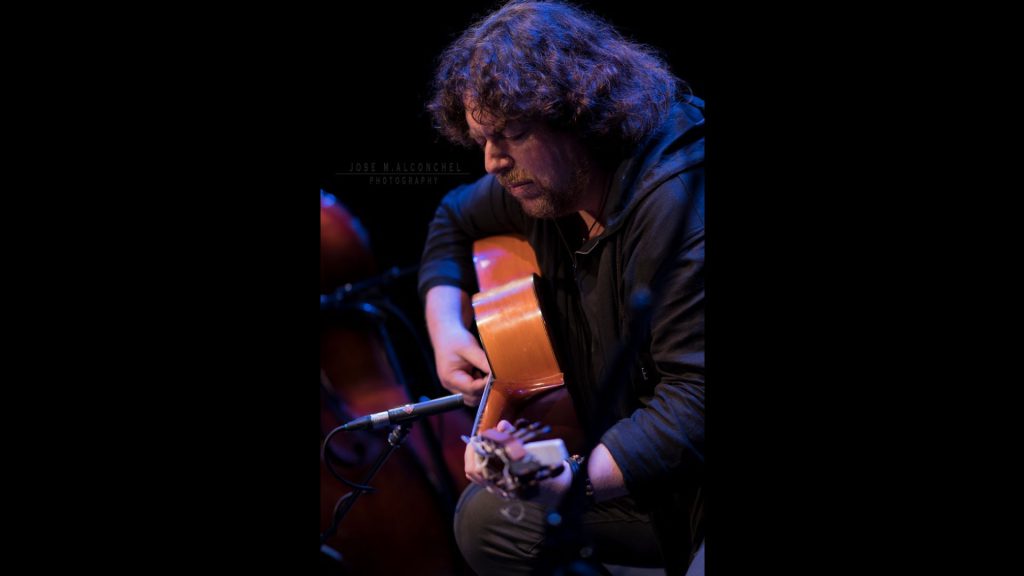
[321, 424, 376, 492]
[320, 492, 355, 546]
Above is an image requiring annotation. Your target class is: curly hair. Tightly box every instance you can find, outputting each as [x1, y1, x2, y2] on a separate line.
[428, 0, 684, 153]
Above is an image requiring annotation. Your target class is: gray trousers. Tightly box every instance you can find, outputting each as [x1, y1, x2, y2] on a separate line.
[453, 483, 665, 575]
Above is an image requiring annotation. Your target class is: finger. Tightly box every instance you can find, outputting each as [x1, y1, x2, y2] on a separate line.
[447, 370, 474, 392]
[496, 419, 514, 432]
[464, 446, 484, 484]
[462, 344, 491, 375]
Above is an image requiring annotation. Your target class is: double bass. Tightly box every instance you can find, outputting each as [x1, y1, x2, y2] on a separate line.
[320, 191, 471, 575]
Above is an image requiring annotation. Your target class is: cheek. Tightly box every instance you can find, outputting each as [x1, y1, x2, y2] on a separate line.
[541, 156, 572, 190]
[519, 151, 555, 183]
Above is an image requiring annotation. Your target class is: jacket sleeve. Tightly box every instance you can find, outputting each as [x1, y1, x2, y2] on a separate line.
[417, 175, 530, 300]
[600, 168, 705, 493]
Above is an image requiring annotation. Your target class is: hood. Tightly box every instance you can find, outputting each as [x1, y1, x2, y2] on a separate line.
[600, 96, 705, 237]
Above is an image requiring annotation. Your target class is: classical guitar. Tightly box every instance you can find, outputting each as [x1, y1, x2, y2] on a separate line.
[466, 234, 585, 499]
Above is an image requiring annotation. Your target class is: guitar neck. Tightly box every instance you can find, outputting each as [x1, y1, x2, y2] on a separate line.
[470, 372, 495, 436]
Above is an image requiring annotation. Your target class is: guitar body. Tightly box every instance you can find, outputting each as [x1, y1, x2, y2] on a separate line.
[471, 235, 585, 456]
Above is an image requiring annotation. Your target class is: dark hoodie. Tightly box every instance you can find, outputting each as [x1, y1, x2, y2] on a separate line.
[419, 97, 705, 573]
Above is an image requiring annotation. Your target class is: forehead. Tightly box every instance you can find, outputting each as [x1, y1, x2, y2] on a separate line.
[465, 106, 507, 135]
[463, 96, 530, 135]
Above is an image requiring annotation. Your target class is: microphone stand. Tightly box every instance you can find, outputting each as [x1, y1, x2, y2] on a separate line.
[320, 422, 413, 554]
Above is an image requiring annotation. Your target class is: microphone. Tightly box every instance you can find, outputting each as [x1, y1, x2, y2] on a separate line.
[339, 393, 465, 431]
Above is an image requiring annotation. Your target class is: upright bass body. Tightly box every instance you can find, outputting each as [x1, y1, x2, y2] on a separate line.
[320, 191, 469, 575]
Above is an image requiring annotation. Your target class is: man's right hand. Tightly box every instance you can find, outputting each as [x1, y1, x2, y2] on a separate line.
[433, 324, 490, 405]
[426, 285, 491, 406]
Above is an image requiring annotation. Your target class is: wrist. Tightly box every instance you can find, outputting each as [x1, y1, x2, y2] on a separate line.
[566, 454, 596, 504]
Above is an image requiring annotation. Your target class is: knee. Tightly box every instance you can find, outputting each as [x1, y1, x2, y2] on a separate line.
[453, 484, 506, 557]
[453, 484, 544, 574]
[453, 484, 485, 547]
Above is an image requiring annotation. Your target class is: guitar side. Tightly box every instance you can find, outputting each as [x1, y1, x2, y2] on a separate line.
[471, 235, 585, 456]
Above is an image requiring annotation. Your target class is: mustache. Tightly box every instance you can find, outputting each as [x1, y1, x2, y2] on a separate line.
[498, 169, 532, 189]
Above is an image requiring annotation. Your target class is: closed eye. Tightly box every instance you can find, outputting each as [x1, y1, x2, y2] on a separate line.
[503, 123, 531, 141]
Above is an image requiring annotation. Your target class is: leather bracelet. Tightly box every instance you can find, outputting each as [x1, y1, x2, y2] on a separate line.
[567, 454, 595, 502]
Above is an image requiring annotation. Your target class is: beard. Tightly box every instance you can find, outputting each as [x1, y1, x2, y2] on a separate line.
[501, 163, 590, 219]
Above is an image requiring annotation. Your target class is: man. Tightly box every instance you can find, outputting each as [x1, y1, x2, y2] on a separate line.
[418, 2, 704, 574]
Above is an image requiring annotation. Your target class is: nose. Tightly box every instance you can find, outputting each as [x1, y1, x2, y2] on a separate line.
[483, 140, 512, 175]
